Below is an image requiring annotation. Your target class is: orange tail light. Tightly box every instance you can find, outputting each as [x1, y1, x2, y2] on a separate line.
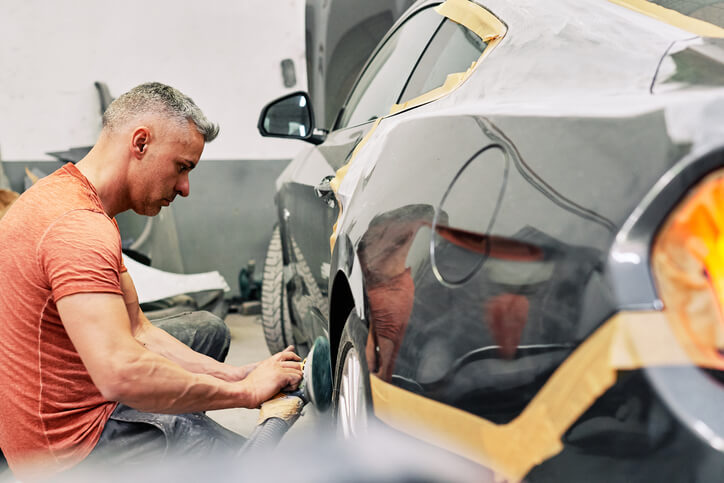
[652, 170, 724, 368]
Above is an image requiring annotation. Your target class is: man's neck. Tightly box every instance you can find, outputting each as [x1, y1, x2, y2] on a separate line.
[76, 144, 129, 218]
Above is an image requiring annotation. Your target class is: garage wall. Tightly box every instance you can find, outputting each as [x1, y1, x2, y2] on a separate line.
[0, 1, 308, 296]
[0, 0, 307, 161]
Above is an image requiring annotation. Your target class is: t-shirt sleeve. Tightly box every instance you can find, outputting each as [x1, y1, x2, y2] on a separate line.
[38, 210, 124, 303]
[111, 218, 128, 273]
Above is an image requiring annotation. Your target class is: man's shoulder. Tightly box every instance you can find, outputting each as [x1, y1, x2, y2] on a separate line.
[39, 209, 123, 296]
[6, 167, 106, 229]
[34, 166, 102, 212]
[37, 205, 120, 265]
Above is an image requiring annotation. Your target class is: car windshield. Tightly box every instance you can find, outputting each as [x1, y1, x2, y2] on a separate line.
[649, 0, 724, 28]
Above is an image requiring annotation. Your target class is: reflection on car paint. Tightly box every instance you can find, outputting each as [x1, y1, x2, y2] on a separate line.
[358, 205, 434, 382]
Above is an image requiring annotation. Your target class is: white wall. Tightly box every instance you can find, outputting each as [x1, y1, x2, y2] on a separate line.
[0, 0, 307, 161]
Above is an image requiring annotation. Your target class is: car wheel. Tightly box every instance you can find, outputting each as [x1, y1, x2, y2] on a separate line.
[261, 225, 294, 354]
[334, 311, 372, 438]
[290, 236, 329, 318]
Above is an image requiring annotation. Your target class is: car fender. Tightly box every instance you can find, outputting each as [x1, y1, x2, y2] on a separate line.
[328, 231, 367, 361]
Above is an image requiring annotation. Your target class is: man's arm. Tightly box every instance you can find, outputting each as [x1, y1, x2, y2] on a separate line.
[57, 291, 302, 413]
[120, 271, 266, 381]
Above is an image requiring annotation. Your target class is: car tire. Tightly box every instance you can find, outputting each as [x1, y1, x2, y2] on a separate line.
[261, 225, 294, 355]
[333, 311, 373, 439]
[290, 236, 329, 318]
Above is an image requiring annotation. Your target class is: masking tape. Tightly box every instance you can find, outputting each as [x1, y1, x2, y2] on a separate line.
[393, 0, 506, 114]
[606, 0, 724, 38]
[329, 118, 382, 252]
[434, 0, 506, 42]
[370, 310, 721, 481]
[329, 0, 506, 253]
[257, 393, 304, 425]
[390, 70, 470, 116]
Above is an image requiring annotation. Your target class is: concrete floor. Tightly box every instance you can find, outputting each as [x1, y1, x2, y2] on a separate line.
[207, 313, 329, 444]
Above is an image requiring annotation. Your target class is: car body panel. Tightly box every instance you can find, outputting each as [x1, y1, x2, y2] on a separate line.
[263, 0, 724, 479]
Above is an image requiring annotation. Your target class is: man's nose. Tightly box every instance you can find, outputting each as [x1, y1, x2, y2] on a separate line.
[176, 174, 190, 197]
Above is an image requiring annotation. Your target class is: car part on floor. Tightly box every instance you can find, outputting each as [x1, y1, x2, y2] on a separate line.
[238, 259, 261, 303]
[123, 255, 229, 304]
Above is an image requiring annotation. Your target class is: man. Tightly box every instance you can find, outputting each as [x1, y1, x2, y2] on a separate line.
[0, 82, 303, 479]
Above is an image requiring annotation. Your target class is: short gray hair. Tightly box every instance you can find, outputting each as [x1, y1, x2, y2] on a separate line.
[102, 82, 219, 142]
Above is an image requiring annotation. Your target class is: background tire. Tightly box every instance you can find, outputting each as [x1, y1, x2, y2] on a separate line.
[290, 236, 329, 318]
[333, 311, 372, 438]
[261, 226, 294, 354]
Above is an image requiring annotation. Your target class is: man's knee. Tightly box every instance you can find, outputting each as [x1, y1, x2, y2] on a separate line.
[192, 311, 231, 361]
[152, 310, 230, 362]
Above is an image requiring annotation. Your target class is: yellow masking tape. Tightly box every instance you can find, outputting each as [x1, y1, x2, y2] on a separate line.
[329, 0, 506, 253]
[370, 310, 721, 481]
[606, 0, 724, 38]
[434, 0, 506, 42]
[329, 118, 382, 252]
[390, 1, 507, 130]
[390, 70, 470, 115]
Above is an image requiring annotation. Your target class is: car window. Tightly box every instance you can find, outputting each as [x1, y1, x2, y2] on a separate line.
[337, 7, 444, 129]
[398, 19, 487, 104]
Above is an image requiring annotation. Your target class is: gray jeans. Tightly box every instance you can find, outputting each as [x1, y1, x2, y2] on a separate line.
[81, 311, 246, 469]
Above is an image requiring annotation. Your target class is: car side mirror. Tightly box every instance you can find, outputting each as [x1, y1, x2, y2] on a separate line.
[257, 92, 326, 145]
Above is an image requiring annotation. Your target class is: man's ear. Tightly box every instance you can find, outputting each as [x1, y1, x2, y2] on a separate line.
[131, 127, 151, 159]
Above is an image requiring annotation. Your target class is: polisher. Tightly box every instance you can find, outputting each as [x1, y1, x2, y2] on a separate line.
[239, 336, 332, 454]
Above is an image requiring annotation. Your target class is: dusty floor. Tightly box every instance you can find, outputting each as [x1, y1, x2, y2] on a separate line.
[207, 313, 328, 445]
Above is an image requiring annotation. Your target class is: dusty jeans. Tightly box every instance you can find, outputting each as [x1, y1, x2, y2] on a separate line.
[81, 311, 246, 469]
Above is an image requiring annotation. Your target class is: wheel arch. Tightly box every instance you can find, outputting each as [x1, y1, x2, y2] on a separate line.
[329, 270, 355, 372]
[328, 233, 367, 368]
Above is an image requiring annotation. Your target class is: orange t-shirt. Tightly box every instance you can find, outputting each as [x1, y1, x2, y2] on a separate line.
[0, 163, 125, 478]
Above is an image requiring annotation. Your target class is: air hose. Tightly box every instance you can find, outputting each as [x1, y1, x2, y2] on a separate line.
[238, 336, 332, 456]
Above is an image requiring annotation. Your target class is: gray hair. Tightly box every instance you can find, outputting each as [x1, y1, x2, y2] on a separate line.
[102, 82, 219, 142]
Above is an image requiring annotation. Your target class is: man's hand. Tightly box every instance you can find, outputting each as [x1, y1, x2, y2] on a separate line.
[240, 346, 303, 407]
[221, 361, 261, 382]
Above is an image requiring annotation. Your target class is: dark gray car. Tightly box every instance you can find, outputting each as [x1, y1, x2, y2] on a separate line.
[259, 0, 724, 480]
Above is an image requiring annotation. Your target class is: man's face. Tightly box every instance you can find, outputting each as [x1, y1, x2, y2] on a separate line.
[131, 120, 205, 216]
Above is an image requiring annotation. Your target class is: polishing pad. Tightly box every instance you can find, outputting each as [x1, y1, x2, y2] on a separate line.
[303, 336, 332, 411]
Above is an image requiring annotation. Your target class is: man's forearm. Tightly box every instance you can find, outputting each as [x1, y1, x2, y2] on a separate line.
[60, 291, 302, 413]
[106, 343, 256, 413]
[133, 315, 250, 382]
[121, 271, 250, 382]
[59, 292, 257, 412]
